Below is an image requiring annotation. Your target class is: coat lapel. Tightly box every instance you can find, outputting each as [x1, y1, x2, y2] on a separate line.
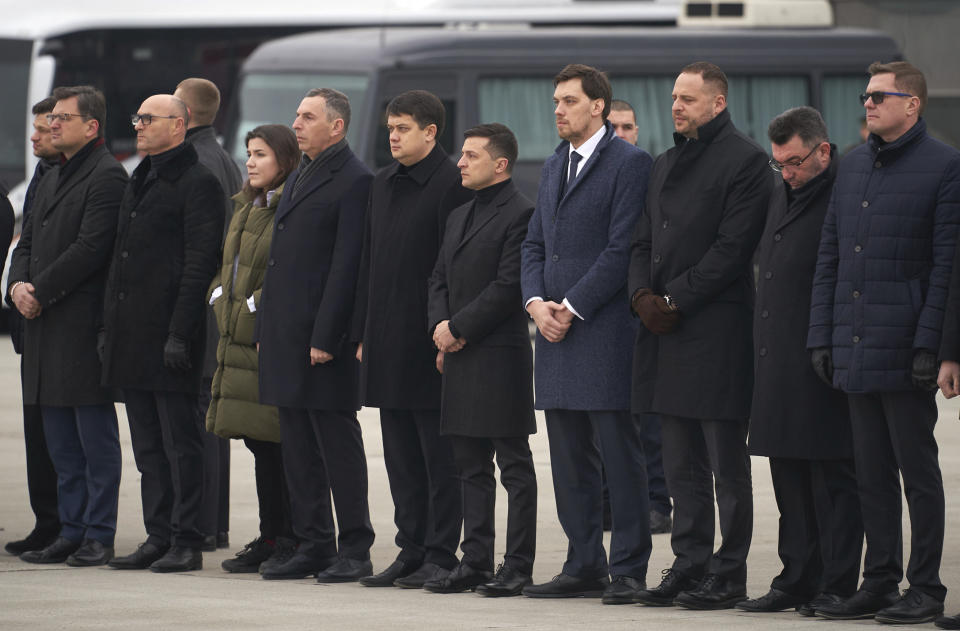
[39, 150, 103, 220]
[562, 123, 615, 201]
[277, 149, 349, 220]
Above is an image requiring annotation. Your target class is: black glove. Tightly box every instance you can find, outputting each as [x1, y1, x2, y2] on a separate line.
[163, 334, 192, 371]
[810, 347, 833, 387]
[912, 350, 939, 391]
[96, 329, 106, 364]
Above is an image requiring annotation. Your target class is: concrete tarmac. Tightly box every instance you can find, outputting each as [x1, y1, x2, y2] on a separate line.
[2, 340, 960, 630]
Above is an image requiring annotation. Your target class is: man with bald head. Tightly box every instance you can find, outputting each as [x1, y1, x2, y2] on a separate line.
[103, 94, 225, 573]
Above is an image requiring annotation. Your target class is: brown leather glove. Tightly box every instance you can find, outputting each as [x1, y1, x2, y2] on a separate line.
[631, 288, 680, 335]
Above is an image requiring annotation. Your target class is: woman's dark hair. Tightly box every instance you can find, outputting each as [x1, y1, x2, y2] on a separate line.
[241, 124, 299, 202]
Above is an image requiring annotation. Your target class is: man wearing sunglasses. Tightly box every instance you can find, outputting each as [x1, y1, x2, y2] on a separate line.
[808, 61, 960, 624]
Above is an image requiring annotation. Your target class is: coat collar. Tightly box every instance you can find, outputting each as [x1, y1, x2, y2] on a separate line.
[672, 108, 731, 148]
[39, 143, 110, 218]
[134, 142, 199, 183]
[277, 145, 353, 219]
[775, 145, 838, 231]
[455, 179, 518, 253]
[551, 120, 618, 201]
[867, 117, 926, 162]
[388, 142, 449, 186]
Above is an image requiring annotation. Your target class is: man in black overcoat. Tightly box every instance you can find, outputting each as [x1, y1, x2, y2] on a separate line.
[255, 88, 375, 583]
[424, 124, 537, 596]
[352, 90, 471, 588]
[10, 86, 126, 568]
[175, 77, 243, 551]
[630, 62, 771, 610]
[103, 94, 224, 573]
[735, 107, 863, 616]
[4, 96, 61, 557]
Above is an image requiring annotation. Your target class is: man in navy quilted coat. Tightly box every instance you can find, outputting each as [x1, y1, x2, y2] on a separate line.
[807, 61, 960, 624]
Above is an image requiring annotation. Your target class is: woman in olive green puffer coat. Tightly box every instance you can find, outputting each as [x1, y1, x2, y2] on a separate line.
[206, 124, 300, 573]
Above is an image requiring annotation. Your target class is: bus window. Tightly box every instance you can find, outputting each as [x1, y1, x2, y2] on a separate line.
[822, 75, 870, 153]
[373, 99, 459, 168]
[478, 78, 557, 162]
[0, 38, 33, 190]
[233, 72, 370, 165]
[727, 76, 809, 148]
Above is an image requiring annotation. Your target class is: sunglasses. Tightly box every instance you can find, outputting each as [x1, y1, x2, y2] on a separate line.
[859, 91, 914, 105]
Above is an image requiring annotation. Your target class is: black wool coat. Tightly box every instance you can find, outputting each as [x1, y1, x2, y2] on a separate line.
[353, 144, 472, 410]
[427, 180, 536, 437]
[10, 142, 126, 406]
[748, 154, 853, 459]
[101, 143, 225, 394]
[629, 110, 772, 420]
[256, 146, 372, 411]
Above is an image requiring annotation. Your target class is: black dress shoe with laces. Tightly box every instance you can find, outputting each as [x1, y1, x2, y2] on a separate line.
[635, 568, 699, 606]
[109, 541, 169, 569]
[815, 588, 899, 620]
[20, 536, 81, 564]
[259, 538, 297, 575]
[261, 551, 336, 580]
[475, 564, 532, 597]
[360, 559, 422, 587]
[222, 537, 275, 573]
[797, 592, 844, 617]
[674, 573, 747, 610]
[522, 573, 610, 598]
[316, 558, 373, 583]
[66, 540, 114, 567]
[394, 562, 450, 589]
[423, 562, 493, 593]
[937, 613, 960, 629]
[875, 589, 944, 625]
[735, 587, 807, 612]
[149, 545, 202, 573]
[602, 575, 646, 605]
[5, 530, 60, 556]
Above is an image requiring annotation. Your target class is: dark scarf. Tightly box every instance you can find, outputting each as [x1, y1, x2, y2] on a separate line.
[292, 137, 348, 199]
[785, 144, 838, 213]
[58, 138, 104, 189]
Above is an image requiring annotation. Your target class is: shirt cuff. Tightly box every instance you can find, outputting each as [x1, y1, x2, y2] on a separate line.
[524, 296, 543, 309]
[562, 298, 584, 320]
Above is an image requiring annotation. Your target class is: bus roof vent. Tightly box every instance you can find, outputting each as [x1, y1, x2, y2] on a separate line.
[678, 0, 832, 27]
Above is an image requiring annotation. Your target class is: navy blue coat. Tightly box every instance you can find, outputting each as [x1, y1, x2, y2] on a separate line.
[521, 122, 651, 411]
[808, 119, 960, 393]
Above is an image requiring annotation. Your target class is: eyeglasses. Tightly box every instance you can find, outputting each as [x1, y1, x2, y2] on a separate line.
[859, 91, 914, 105]
[769, 144, 820, 172]
[130, 113, 179, 126]
[45, 113, 86, 124]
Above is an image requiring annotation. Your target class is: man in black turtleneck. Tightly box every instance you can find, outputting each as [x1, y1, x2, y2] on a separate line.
[103, 93, 224, 573]
[424, 123, 537, 596]
[9, 85, 127, 567]
[736, 107, 862, 617]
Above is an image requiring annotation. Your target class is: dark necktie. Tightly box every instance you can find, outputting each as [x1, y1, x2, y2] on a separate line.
[564, 151, 582, 196]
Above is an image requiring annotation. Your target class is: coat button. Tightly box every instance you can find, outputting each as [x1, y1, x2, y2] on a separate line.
[759, 347, 767, 357]
[41, 220, 48, 227]
[853, 290, 861, 298]
[277, 222, 284, 230]
[854, 244, 862, 253]
[552, 254, 559, 262]
[118, 291, 126, 300]
[774, 233, 782, 242]
[662, 220, 669, 229]
[853, 335, 860, 343]
[875, 161, 882, 168]
[121, 251, 128, 258]
[130, 211, 137, 218]
[861, 201, 869, 208]
[33, 257, 39, 262]
[268, 259, 275, 266]
[654, 254, 662, 263]
[764, 271, 772, 280]
[761, 309, 769, 318]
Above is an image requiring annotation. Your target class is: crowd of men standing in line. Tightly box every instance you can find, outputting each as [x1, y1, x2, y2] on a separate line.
[1, 56, 960, 628]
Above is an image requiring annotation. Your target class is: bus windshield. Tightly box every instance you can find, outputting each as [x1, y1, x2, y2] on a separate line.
[0, 38, 33, 190]
[232, 72, 370, 164]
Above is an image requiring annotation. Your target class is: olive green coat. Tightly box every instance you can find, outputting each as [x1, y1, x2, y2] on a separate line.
[206, 187, 281, 442]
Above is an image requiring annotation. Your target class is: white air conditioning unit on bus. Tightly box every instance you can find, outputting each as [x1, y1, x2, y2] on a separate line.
[678, 0, 833, 27]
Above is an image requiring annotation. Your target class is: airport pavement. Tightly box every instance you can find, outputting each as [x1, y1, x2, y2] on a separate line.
[2, 339, 960, 630]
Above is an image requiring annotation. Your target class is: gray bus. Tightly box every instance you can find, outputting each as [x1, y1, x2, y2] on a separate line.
[227, 25, 900, 197]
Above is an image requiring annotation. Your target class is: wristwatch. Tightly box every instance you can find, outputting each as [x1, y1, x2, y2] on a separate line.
[664, 294, 679, 312]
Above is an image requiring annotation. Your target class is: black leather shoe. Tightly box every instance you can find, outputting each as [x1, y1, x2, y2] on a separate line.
[394, 562, 450, 589]
[316, 558, 373, 583]
[424, 562, 493, 593]
[109, 541, 169, 569]
[635, 568, 699, 606]
[66, 540, 114, 567]
[222, 537, 274, 573]
[735, 587, 807, 612]
[797, 592, 844, 617]
[261, 552, 336, 580]
[602, 575, 646, 605]
[475, 563, 532, 597]
[360, 559, 422, 587]
[258, 538, 296, 575]
[815, 588, 899, 620]
[937, 614, 960, 629]
[201, 535, 217, 552]
[149, 546, 202, 573]
[216, 532, 229, 549]
[650, 510, 672, 535]
[522, 573, 610, 598]
[674, 573, 747, 610]
[5, 530, 60, 556]
[875, 589, 944, 625]
[20, 536, 81, 564]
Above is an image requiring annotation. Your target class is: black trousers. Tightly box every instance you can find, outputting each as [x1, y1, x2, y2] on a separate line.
[21, 401, 60, 537]
[380, 408, 462, 569]
[196, 381, 230, 538]
[847, 390, 945, 601]
[123, 389, 205, 548]
[278, 408, 374, 561]
[545, 409, 650, 580]
[638, 413, 671, 515]
[769, 457, 862, 598]
[661, 416, 752, 586]
[243, 437, 292, 541]
[450, 435, 537, 575]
